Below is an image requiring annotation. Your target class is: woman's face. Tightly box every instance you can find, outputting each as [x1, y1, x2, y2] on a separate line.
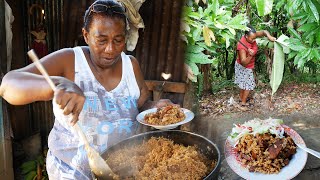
[83, 15, 126, 68]
[245, 32, 257, 44]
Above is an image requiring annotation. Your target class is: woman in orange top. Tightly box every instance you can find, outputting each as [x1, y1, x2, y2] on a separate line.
[235, 25, 276, 109]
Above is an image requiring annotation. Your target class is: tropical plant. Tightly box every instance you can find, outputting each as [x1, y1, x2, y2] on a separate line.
[182, 0, 320, 96]
[181, 0, 248, 94]
[20, 151, 48, 180]
[286, 0, 320, 70]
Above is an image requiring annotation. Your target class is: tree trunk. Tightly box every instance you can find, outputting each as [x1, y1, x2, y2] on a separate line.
[200, 64, 211, 92]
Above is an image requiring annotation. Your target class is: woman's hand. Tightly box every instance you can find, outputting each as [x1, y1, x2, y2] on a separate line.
[53, 77, 85, 126]
[268, 36, 276, 42]
[248, 48, 255, 56]
[139, 99, 176, 111]
[153, 99, 175, 108]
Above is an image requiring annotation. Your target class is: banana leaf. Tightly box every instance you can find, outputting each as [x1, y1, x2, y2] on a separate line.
[270, 34, 289, 96]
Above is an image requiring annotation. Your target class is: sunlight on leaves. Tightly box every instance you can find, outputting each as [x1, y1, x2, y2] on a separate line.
[256, 0, 274, 16]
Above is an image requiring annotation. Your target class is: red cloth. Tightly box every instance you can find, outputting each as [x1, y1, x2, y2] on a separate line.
[236, 36, 258, 69]
[31, 41, 48, 59]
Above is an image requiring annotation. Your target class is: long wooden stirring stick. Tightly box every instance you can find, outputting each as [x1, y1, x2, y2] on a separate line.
[27, 49, 114, 179]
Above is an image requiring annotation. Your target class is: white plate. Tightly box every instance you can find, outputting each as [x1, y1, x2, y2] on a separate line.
[224, 125, 308, 180]
[136, 108, 195, 130]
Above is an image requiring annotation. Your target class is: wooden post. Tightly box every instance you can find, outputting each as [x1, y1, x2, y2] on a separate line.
[0, 1, 14, 179]
[0, 0, 7, 75]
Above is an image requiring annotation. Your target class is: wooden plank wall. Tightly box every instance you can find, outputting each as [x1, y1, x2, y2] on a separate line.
[134, 0, 185, 82]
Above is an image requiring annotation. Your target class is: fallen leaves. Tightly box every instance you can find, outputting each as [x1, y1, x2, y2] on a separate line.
[199, 83, 320, 116]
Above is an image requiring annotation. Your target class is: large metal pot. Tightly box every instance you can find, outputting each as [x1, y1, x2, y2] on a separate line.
[101, 130, 221, 180]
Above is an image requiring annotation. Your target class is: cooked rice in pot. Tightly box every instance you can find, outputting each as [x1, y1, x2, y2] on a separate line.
[235, 133, 296, 174]
[106, 137, 216, 179]
[144, 105, 186, 125]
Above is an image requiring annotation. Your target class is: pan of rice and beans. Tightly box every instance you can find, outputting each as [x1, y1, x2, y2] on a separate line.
[101, 130, 220, 180]
[96, 106, 220, 180]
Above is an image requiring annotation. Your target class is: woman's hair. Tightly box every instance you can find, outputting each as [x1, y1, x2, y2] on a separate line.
[245, 24, 256, 35]
[83, 0, 127, 31]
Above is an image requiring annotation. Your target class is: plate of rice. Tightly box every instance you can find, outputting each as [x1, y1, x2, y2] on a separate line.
[225, 118, 307, 180]
[136, 105, 194, 130]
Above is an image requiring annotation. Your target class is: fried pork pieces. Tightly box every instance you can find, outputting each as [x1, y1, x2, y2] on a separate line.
[236, 133, 296, 174]
[144, 105, 186, 125]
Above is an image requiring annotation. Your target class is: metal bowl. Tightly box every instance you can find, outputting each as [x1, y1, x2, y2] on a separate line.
[101, 130, 221, 179]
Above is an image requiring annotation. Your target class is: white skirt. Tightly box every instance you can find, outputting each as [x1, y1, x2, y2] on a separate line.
[234, 61, 256, 90]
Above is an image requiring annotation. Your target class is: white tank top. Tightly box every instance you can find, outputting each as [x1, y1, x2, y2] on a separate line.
[48, 47, 140, 176]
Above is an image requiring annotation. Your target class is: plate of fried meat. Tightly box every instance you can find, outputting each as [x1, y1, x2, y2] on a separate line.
[225, 118, 307, 180]
[136, 105, 194, 130]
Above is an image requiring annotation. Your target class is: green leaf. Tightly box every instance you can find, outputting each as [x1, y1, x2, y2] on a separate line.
[25, 171, 37, 180]
[270, 41, 285, 96]
[205, 0, 219, 17]
[192, 27, 202, 41]
[188, 12, 201, 19]
[316, 31, 320, 45]
[227, 14, 248, 29]
[300, 49, 312, 61]
[298, 15, 310, 25]
[256, 0, 274, 16]
[306, 0, 319, 22]
[276, 34, 290, 54]
[220, 33, 229, 48]
[297, 22, 319, 32]
[295, 49, 311, 68]
[297, 57, 307, 69]
[186, 45, 205, 54]
[311, 48, 320, 59]
[288, 27, 301, 40]
[187, 62, 199, 76]
[288, 38, 306, 51]
[185, 52, 212, 64]
[294, 53, 302, 65]
[214, 21, 225, 29]
[228, 27, 236, 35]
[291, 12, 308, 20]
[288, 51, 298, 60]
[256, 37, 269, 47]
[20, 161, 37, 175]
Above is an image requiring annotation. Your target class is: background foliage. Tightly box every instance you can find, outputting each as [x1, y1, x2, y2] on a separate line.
[181, 0, 320, 95]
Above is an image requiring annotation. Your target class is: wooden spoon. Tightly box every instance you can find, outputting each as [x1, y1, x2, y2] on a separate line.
[27, 49, 114, 179]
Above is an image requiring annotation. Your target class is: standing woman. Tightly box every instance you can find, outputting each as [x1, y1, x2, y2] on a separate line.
[234, 25, 276, 110]
[0, 0, 168, 179]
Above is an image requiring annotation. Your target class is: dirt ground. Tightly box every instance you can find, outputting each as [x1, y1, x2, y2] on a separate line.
[186, 83, 320, 180]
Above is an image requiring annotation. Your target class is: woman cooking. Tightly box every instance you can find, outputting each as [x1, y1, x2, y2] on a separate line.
[0, 0, 171, 179]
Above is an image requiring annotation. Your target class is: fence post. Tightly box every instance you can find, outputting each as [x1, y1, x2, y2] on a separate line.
[0, 0, 14, 179]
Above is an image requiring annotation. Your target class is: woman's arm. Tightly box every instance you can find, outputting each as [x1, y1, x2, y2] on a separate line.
[0, 48, 74, 105]
[239, 49, 253, 66]
[0, 48, 89, 125]
[129, 56, 152, 109]
[256, 30, 276, 41]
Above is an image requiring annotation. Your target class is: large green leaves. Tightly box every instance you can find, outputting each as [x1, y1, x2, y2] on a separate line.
[185, 45, 214, 82]
[286, 0, 320, 70]
[306, 0, 319, 22]
[181, 0, 248, 82]
[270, 34, 289, 96]
[255, 0, 274, 16]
